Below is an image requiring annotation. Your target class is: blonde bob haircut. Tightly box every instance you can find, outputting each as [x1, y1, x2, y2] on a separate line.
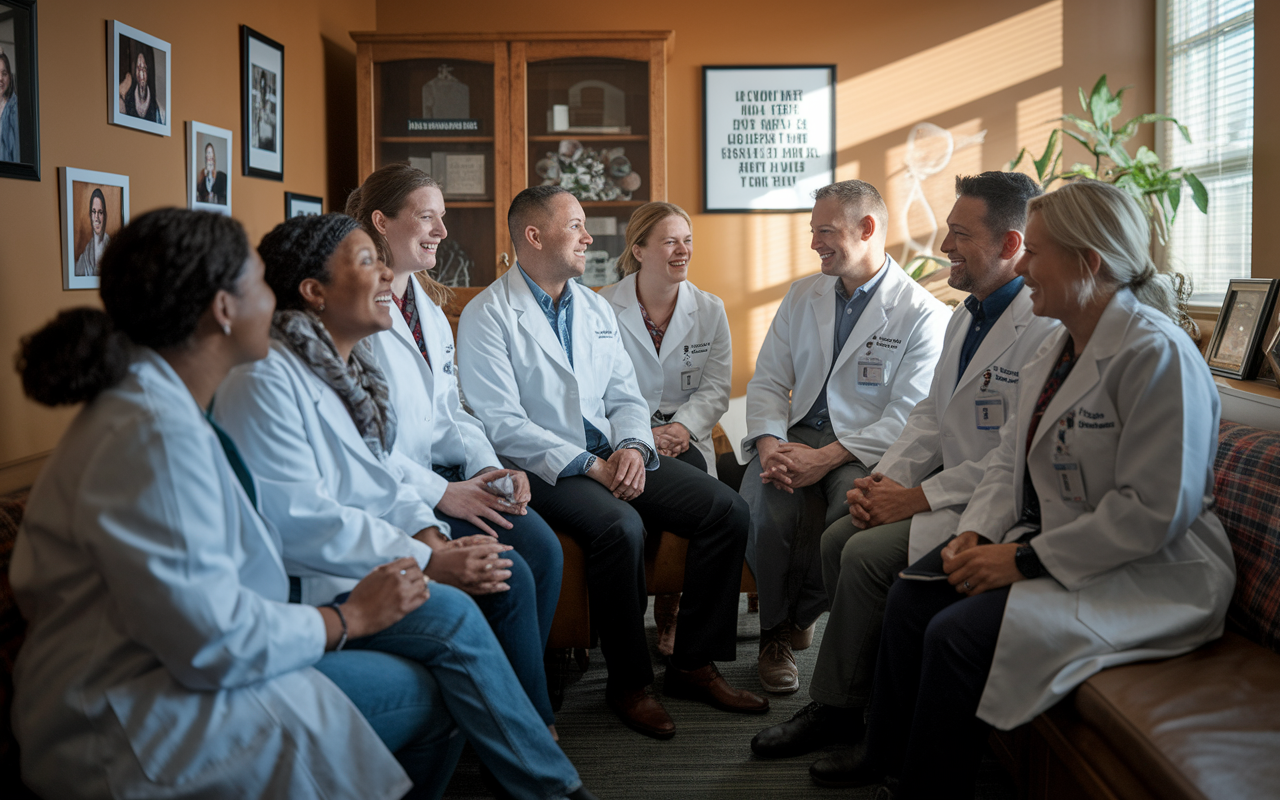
[1027, 179, 1185, 325]
[344, 163, 453, 307]
[616, 201, 693, 279]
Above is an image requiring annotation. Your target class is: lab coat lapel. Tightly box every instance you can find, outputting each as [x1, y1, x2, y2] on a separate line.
[658, 282, 697, 366]
[389, 277, 436, 397]
[810, 277, 837, 372]
[611, 274, 661, 365]
[509, 268, 574, 374]
[954, 287, 1033, 396]
[832, 262, 899, 377]
[306, 365, 392, 470]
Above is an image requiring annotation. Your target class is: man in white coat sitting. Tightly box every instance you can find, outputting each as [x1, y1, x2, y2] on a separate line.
[743, 179, 949, 694]
[458, 186, 767, 740]
[751, 172, 1058, 770]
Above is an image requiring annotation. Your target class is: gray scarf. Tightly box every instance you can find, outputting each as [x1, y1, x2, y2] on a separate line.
[271, 309, 397, 458]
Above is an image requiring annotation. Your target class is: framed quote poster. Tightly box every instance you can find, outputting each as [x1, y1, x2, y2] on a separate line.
[703, 65, 835, 213]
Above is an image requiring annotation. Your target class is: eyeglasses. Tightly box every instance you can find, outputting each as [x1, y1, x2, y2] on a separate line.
[90, 207, 106, 218]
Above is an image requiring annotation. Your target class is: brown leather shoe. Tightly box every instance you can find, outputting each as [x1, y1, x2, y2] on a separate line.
[664, 662, 770, 714]
[606, 688, 676, 739]
[654, 593, 680, 657]
[759, 623, 799, 694]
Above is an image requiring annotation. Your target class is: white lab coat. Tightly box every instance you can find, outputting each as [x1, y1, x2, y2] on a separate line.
[214, 341, 443, 606]
[877, 285, 1061, 561]
[599, 273, 731, 477]
[456, 266, 655, 485]
[10, 350, 408, 800]
[744, 256, 950, 467]
[370, 274, 500, 504]
[956, 289, 1236, 730]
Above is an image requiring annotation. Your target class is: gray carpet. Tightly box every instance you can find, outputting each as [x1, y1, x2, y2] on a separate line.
[444, 596, 1018, 799]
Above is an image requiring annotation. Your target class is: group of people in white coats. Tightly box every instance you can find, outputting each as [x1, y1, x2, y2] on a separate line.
[8, 161, 1235, 800]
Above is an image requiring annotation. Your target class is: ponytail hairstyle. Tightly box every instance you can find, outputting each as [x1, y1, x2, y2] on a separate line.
[1026, 180, 1194, 333]
[15, 209, 251, 405]
[344, 163, 452, 307]
[616, 201, 693, 279]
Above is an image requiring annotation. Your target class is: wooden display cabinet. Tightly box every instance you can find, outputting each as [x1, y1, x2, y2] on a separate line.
[353, 31, 672, 289]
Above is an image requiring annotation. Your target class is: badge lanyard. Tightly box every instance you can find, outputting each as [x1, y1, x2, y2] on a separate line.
[856, 340, 884, 387]
[1052, 410, 1085, 502]
[974, 369, 1006, 430]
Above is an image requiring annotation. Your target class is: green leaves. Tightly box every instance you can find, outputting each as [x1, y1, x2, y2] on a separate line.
[1011, 73, 1208, 245]
[904, 255, 949, 281]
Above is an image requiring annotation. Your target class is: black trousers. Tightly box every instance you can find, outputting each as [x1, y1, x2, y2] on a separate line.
[527, 455, 749, 693]
[864, 578, 1010, 800]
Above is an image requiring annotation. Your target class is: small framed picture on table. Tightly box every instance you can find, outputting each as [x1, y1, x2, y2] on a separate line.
[285, 191, 322, 218]
[1206, 278, 1279, 380]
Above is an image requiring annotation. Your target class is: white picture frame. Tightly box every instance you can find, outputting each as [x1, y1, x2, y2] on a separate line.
[702, 65, 835, 213]
[108, 20, 170, 137]
[187, 121, 233, 215]
[60, 167, 130, 291]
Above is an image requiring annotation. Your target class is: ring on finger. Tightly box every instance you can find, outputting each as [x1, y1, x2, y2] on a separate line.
[963, 580, 973, 590]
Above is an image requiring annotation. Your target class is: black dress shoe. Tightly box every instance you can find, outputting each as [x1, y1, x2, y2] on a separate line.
[809, 741, 885, 788]
[750, 700, 863, 758]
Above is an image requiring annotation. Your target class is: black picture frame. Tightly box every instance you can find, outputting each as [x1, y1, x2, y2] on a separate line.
[284, 191, 322, 218]
[1205, 278, 1279, 380]
[240, 25, 283, 181]
[0, 0, 40, 181]
[702, 64, 836, 213]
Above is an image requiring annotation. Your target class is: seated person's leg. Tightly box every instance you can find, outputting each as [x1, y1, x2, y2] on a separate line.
[673, 443, 707, 472]
[344, 583, 581, 800]
[315, 649, 462, 799]
[753, 518, 910, 758]
[437, 510, 562, 726]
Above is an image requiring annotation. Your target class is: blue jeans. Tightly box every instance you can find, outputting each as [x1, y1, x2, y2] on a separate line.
[315, 649, 466, 800]
[438, 507, 563, 725]
[337, 583, 580, 800]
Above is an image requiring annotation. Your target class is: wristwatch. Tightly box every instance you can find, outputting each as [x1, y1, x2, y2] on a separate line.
[583, 454, 597, 474]
[1015, 543, 1047, 579]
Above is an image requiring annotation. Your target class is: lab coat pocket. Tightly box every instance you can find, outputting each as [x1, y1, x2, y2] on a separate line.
[1074, 558, 1214, 651]
[106, 669, 271, 786]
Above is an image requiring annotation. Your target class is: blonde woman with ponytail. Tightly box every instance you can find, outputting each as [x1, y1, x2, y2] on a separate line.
[829, 180, 1235, 799]
[599, 202, 732, 478]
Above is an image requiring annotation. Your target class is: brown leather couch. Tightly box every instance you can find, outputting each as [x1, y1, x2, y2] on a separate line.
[989, 420, 1280, 800]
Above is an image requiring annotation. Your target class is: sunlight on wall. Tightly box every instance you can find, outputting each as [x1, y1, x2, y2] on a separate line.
[745, 213, 820, 293]
[1014, 86, 1064, 176]
[748, 298, 785, 366]
[836, 159, 861, 182]
[885, 118, 985, 257]
[836, 0, 1063, 150]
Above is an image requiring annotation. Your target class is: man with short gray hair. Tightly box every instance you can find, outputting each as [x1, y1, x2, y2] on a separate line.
[741, 179, 949, 695]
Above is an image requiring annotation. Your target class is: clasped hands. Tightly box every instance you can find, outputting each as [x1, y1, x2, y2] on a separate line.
[435, 468, 531, 537]
[414, 526, 514, 595]
[757, 436, 848, 493]
[587, 447, 647, 501]
[940, 531, 1024, 596]
[652, 422, 691, 457]
[846, 473, 931, 529]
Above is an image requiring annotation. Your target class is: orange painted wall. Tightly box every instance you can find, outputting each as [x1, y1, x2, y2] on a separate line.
[0, 0, 374, 470]
[374, 0, 1161, 396]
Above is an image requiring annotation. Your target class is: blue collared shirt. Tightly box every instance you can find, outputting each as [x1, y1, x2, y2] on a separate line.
[956, 276, 1023, 386]
[797, 261, 890, 430]
[518, 267, 655, 477]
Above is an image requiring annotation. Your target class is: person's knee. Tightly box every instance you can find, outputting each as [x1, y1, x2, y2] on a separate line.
[417, 583, 487, 634]
[594, 505, 646, 556]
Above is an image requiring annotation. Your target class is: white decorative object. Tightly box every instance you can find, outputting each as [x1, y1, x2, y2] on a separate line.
[897, 122, 986, 264]
[568, 80, 626, 128]
[421, 64, 470, 119]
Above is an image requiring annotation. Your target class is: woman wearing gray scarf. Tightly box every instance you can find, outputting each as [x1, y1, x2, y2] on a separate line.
[214, 213, 595, 800]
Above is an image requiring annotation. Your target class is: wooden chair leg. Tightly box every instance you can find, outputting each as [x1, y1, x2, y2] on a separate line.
[748, 592, 759, 613]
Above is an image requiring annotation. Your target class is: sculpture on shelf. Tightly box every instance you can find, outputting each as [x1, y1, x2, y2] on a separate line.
[433, 239, 473, 287]
[567, 79, 626, 128]
[421, 64, 469, 119]
[537, 140, 640, 202]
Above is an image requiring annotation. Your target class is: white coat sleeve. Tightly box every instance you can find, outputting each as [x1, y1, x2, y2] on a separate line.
[456, 297, 591, 483]
[743, 292, 798, 458]
[1028, 341, 1220, 590]
[876, 361, 946, 488]
[214, 362, 435, 578]
[839, 304, 948, 467]
[670, 300, 732, 444]
[80, 415, 326, 691]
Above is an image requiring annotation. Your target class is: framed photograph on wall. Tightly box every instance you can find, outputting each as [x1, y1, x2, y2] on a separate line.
[702, 64, 835, 213]
[0, 0, 40, 180]
[59, 167, 129, 291]
[109, 20, 170, 137]
[285, 191, 322, 218]
[187, 121, 232, 215]
[241, 26, 283, 180]
[1205, 278, 1279, 380]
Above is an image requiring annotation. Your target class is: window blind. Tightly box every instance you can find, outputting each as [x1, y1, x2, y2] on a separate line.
[1161, 0, 1254, 303]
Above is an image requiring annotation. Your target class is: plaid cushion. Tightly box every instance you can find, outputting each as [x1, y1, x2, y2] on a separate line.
[0, 489, 29, 794]
[1214, 422, 1280, 654]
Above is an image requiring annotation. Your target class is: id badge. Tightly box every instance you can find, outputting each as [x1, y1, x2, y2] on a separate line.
[857, 357, 884, 387]
[1053, 455, 1086, 502]
[974, 396, 1006, 430]
[680, 367, 702, 391]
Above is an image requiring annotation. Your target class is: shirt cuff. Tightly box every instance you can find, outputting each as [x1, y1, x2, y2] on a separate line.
[559, 451, 596, 479]
[618, 439, 659, 470]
